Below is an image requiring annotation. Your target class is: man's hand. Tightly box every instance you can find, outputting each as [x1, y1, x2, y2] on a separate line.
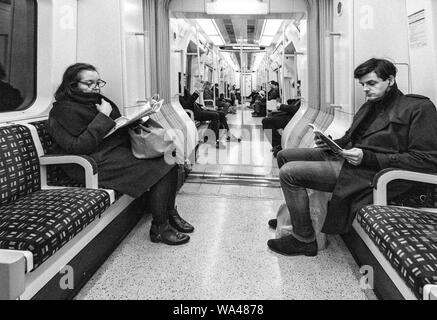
[96, 100, 113, 117]
[341, 148, 364, 166]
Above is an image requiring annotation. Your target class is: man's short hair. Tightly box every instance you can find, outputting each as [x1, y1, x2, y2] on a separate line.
[354, 58, 397, 80]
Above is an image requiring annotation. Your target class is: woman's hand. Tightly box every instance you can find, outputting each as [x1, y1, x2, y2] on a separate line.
[96, 100, 113, 117]
[314, 135, 330, 151]
[341, 148, 364, 166]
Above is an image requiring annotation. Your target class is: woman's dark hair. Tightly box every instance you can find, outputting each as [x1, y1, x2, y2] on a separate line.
[354, 58, 397, 80]
[54, 63, 97, 101]
[0, 62, 6, 80]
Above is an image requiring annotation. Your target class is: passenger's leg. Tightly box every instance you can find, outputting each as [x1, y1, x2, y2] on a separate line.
[217, 110, 229, 131]
[195, 110, 220, 141]
[263, 116, 291, 154]
[164, 166, 195, 233]
[268, 148, 342, 256]
[147, 166, 190, 245]
[279, 158, 341, 242]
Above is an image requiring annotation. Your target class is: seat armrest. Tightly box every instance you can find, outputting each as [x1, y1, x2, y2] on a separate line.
[185, 109, 195, 122]
[0, 251, 26, 300]
[423, 285, 437, 300]
[373, 169, 437, 205]
[40, 155, 98, 189]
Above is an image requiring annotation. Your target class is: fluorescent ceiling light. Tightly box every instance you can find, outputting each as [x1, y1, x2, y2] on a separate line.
[196, 19, 217, 35]
[209, 35, 225, 46]
[258, 20, 283, 47]
[259, 36, 274, 47]
[196, 19, 225, 46]
[206, 0, 268, 15]
[262, 20, 283, 36]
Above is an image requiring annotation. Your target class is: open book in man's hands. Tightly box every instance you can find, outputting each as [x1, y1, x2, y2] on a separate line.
[308, 123, 343, 153]
[104, 99, 164, 138]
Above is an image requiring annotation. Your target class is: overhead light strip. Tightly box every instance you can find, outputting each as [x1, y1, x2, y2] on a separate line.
[259, 19, 283, 47]
[195, 19, 225, 46]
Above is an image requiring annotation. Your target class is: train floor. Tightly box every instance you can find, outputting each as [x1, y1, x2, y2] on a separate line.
[75, 104, 377, 300]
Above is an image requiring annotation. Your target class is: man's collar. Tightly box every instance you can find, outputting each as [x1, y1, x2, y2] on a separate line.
[372, 83, 400, 108]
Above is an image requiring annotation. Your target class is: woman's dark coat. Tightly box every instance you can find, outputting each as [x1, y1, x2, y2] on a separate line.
[322, 86, 437, 234]
[48, 93, 174, 198]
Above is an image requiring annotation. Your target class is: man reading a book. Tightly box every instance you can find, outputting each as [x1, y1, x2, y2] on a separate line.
[267, 58, 437, 257]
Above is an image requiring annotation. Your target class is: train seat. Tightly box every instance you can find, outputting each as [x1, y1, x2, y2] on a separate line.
[356, 205, 437, 299]
[0, 124, 112, 272]
[348, 169, 437, 300]
[0, 188, 111, 271]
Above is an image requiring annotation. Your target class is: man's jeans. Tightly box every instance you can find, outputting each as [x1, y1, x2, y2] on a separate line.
[277, 148, 343, 243]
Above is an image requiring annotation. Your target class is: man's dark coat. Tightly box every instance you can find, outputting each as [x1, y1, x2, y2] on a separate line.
[322, 85, 437, 234]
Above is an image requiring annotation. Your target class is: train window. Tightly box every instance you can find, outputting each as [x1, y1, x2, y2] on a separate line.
[0, 0, 36, 113]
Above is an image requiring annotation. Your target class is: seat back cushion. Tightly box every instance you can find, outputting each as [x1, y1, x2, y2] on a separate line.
[0, 125, 40, 206]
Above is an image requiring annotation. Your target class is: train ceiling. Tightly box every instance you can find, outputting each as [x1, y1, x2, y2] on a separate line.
[214, 18, 266, 70]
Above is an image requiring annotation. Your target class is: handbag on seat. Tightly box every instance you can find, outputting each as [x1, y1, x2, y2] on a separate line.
[129, 119, 174, 159]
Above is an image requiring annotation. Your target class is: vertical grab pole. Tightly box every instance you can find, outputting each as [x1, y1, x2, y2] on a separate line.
[240, 38, 244, 104]
[196, 25, 202, 90]
[281, 23, 286, 104]
[212, 49, 216, 104]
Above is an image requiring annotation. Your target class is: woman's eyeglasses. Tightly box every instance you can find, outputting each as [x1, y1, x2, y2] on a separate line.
[78, 79, 107, 89]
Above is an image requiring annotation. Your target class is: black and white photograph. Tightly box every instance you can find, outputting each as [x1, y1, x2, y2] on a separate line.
[1, 0, 436, 308]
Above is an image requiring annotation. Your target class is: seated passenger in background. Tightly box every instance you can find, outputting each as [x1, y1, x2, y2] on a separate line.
[179, 87, 229, 148]
[262, 98, 301, 157]
[235, 88, 242, 105]
[268, 81, 281, 102]
[247, 90, 259, 109]
[252, 90, 267, 117]
[202, 81, 215, 109]
[0, 62, 24, 112]
[230, 90, 236, 107]
[267, 58, 437, 257]
[217, 93, 232, 114]
[49, 63, 194, 246]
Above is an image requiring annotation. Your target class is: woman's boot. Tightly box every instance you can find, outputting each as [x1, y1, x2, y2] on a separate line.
[150, 221, 190, 245]
[168, 207, 195, 233]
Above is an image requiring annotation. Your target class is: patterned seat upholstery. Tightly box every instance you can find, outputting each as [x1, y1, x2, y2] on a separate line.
[357, 205, 437, 299]
[0, 188, 110, 269]
[0, 125, 40, 206]
[0, 124, 111, 270]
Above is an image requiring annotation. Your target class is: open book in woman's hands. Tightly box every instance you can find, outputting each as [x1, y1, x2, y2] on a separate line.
[104, 99, 164, 138]
[308, 123, 343, 153]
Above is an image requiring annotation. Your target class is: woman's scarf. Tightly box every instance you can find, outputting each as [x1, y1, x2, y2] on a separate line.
[50, 92, 121, 136]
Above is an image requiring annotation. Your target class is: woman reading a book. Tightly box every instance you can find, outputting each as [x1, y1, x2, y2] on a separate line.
[48, 63, 194, 246]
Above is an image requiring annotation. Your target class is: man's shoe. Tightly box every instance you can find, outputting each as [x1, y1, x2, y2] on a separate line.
[150, 221, 190, 245]
[267, 234, 317, 257]
[268, 219, 277, 229]
[168, 208, 194, 233]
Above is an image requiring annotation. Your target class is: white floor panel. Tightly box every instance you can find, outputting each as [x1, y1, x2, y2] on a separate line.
[76, 193, 376, 300]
